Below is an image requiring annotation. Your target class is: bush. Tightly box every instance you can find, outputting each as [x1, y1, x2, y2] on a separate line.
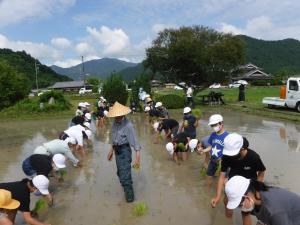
[102, 74, 128, 105]
[251, 79, 283, 86]
[155, 94, 185, 109]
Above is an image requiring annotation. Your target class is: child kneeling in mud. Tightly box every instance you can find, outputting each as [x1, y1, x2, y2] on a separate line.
[165, 132, 190, 164]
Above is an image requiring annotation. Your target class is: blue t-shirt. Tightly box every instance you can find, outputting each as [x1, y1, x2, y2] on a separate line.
[208, 131, 229, 159]
[183, 114, 197, 138]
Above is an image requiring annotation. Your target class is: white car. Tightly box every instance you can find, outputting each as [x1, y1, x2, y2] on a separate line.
[79, 88, 93, 95]
[209, 83, 221, 89]
[174, 85, 183, 90]
[229, 80, 248, 88]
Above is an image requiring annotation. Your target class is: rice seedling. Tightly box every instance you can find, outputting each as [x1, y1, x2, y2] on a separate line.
[192, 108, 201, 119]
[32, 199, 47, 214]
[132, 202, 148, 217]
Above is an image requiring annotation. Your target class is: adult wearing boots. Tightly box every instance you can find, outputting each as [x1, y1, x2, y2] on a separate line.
[107, 102, 141, 203]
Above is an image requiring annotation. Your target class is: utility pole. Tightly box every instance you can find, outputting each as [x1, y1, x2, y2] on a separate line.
[35, 59, 39, 93]
[81, 56, 85, 88]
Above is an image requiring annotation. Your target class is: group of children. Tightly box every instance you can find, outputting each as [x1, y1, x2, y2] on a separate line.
[0, 101, 95, 225]
[143, 95, 300, 225]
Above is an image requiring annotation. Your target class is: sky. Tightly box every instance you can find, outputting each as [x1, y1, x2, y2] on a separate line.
[1, 0, 300, 67]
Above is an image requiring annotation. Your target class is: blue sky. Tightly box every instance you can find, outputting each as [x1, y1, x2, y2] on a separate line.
[1, 0, 300, 67]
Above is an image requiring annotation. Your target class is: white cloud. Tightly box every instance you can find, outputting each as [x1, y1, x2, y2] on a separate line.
[0, 0, 76, 27]
[51, 37, 72, 49]
[219, 16, 300, 40]
[53, 59, 81, 68]
[75, 42, 95, 56]
[86, 26, 129, 55]
[152, 23, 177, 33]
[0, 34, 62, 62]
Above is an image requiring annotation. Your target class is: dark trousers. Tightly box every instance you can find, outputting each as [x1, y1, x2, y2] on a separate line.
[115, 145, 133, 188]
[186, 97, 194, 108]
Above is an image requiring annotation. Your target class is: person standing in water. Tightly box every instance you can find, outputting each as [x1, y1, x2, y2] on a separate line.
[107, 102, 141, 203]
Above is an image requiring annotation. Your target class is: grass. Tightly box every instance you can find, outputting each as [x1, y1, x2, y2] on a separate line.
[131, 202, 148, 217]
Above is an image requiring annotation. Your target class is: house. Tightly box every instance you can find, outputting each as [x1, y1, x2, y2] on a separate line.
[49, 81, 92, 92]
[151, 80, 161, 87]
[232, 63, 273, 81]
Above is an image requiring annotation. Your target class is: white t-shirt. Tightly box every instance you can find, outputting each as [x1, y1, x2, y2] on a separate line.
[186, 87, 193, 97]
[64, 125, 85, 146]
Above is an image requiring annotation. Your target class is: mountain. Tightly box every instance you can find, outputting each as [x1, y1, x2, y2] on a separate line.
[118, 63, 149, 81]
[0, 49, 71, 89]
[240, 35, 300, 75]
[51, 58, 138, 80]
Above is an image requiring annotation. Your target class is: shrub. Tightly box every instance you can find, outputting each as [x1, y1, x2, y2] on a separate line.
[251, 79, 283, 86]
[102, 74, 128, 105]
[155, 94, 185, 109]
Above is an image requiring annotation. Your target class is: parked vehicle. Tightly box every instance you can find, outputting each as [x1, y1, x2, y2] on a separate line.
[209, 83, 221, 89]
[229, 80, 248, 88]
[79, 87, 93, 95]
[262, 77, 300, 112]
[174, 85, 183, 90]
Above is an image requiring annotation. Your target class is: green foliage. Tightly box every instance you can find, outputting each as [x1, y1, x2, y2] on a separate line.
[32, 199, 47, 214]
[131, 74, 151, 109]
[192, 108, 201, 119]
[102, 74, 128, 105]
[0, 61, 30, 110]
[240, 35, 300, 74]
[155, 94, 185, 109]
[145, 26, 245, 86]
[1, 91, 71, 114]
[132, 202, 148, 217]
[177, 143, 186, 152]
[251, 79, 283, 86]
[87, 77, 101, 93]
[0, 49, 71, 88]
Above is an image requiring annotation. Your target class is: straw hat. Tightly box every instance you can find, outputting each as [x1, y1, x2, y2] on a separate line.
[0, 189, 20, 209]
[107, 102, 131, 118]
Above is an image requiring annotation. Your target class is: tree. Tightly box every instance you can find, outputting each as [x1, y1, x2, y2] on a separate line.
[0, 61, 30, 110]
[131, 74, 151, 109]
[87, 77, 101, 93]
[102, 74, 128, 105]
[144, 26, 245, 87]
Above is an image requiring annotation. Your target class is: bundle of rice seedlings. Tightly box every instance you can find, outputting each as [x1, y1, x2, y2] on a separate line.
[132, 202, 148, 217]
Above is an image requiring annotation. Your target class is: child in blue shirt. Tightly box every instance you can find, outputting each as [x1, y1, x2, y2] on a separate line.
[199, 114, 229, 184]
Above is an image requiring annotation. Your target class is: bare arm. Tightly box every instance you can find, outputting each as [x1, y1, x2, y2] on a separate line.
[211, 172, 226, 208]
[23, 212, 50, 225]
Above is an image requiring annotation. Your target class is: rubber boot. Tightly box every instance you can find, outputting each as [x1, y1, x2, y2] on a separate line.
[124, 185, 134, 203]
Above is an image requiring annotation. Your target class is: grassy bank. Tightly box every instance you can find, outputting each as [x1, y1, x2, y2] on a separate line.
[154, 86, 300, 122]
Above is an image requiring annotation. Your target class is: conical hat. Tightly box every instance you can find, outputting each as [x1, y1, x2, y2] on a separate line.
[107, 101, 131, 117]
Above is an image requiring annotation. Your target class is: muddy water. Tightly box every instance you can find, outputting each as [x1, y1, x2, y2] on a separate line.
[0, 110, 300, 225]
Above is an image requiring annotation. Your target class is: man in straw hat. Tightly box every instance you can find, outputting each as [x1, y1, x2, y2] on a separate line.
[0, 189, 20, 225]
[107, 102, 141, 203]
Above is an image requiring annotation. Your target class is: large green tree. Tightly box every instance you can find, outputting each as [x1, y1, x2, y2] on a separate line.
[102, 74, 128, 105]
[144, 26, 245, 86]
[0, 61, 30, 110]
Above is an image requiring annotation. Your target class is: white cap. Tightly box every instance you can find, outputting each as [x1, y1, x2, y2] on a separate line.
[52, 154, 66, 169]
[153, 122, 160, 131]
[84, 102, 90, 107]
[64, 137, 77, 145]
[183, 107, 191, 114]
[100, 96, 104, 100]
[85, 113, 91, 120]
[145, 94, 150, 98]
[155, 102, 163, 108]
[223, 133, 243, 156]
[189, 139, 199, 151]
[32, 175, 50, 195]
[104, 110, 108, 117]
[78, 102, 86, 107]
[144, 106, 151, 112]
[83, 122, 91, 129]
[166, 142, 174, 155]
[225, 176, 250, 209]
[85, 129, 92, 140]
[208, 114, 223, 126]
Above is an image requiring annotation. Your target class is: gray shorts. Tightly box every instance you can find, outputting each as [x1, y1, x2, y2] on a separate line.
[0, 212, 8, 219]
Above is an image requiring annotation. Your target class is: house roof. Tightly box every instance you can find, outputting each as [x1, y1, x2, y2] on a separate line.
[49, 81, 86, 89]
[238, 63, 260, 70]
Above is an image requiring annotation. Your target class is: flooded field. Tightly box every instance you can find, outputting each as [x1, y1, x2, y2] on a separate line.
[0, 109, 300, 225]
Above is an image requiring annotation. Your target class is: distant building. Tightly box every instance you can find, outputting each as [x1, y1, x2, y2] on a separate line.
[232, 63, 273, 81]
[151, 80, 161, 87]
[165, 83, 176, 89]
[49, 81, 92, 92]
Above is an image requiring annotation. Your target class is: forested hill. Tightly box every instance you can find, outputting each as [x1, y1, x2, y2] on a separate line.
[0, 49, 71, 88]
[240, 35, 300, 74]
